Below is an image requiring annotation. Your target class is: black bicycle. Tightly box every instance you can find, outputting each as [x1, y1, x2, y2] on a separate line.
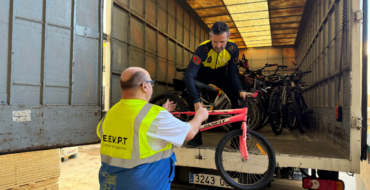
[268, 70, 311, 134]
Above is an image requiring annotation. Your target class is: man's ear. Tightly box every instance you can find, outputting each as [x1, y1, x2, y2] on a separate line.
[138, 82, 145, 92]
[141, 82, 148, 92]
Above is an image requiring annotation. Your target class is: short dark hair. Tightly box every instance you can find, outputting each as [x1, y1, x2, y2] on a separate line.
[210, 22, 229, 35]
[120, 71, 147, 90]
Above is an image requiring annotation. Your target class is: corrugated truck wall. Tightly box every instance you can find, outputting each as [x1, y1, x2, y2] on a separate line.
[109, 0, 210, 107]
[0, 0, 103, 154]
[295, 0, 351, 155]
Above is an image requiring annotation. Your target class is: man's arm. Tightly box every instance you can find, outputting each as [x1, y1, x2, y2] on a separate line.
[147, 107, 209, 149]
[228, 45, 254, 100]
[184, 61, 201, 104]
[185, 107, 208, 141]
[184, 46, 207, 108]
[228, 44, 243, 93]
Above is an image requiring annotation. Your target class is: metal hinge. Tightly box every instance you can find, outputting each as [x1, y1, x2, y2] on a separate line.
[354, 10, 363, 23]
[352, 117, 362, 129]
[195, 155, 206, 160]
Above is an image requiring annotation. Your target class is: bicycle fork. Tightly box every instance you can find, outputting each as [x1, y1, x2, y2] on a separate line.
[240, 107, 249, 161]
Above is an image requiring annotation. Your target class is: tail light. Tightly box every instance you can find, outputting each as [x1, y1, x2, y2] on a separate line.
[302, 177, 344, 190]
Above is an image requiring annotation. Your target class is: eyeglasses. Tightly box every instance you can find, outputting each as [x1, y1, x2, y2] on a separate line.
[140, 80, 155, 87]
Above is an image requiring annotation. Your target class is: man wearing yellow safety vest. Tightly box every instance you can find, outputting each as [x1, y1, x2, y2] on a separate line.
[96, 67, 209, 189]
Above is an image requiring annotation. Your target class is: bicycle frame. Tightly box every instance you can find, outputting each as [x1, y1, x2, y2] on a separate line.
[171, 108, 250, 160]
[209, 90, 229, 110]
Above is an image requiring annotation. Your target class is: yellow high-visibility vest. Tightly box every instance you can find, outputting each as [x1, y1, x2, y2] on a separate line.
[96, 99, 172, 168]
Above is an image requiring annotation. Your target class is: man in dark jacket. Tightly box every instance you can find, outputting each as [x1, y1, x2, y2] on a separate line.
[184, 21, 253, 147]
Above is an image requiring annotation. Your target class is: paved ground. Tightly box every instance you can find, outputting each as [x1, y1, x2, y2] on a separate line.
[60, 144, 101, 190]
[59, 144, 357, 190]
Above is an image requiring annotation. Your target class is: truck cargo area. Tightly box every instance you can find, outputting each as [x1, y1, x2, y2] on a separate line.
[1, 0, 367, 188]
[182, 126, 348, 160]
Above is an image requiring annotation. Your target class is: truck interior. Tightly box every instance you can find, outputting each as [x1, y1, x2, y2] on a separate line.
[174, 0, 353, 165]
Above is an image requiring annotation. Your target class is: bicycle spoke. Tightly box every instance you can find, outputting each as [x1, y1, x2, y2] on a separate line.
[219, 130, 274, 188]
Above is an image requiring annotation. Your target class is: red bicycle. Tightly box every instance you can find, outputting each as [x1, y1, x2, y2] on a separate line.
[172, 100, 276, 190]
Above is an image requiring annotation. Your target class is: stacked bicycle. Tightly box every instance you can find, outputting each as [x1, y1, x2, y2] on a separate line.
[237, 59, 313, 135]
[150, 67, 261, 131]
[267, 63, 312, 134]
[238, 60, 287, 133]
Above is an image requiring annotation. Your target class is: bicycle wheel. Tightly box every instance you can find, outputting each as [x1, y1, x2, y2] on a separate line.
[291, 92, 305, 133]
[248, 100, 262, 130]
[260, 114, 269, 129]
[268, 91, 283, 135]
[253, 93, 269, 131]
[218, 100, 260, 132]
[253, 112, 268, 131]
[257, 92, 269, 115]
[286, 95, 296, 130]
[217, 98, 233, 132]
[149, 93, 187, 121]
[298, 93, 311, 129]
[215, 130, 276, 190]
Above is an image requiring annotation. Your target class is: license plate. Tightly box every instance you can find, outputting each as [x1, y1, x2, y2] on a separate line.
[189, 173, 237, 189]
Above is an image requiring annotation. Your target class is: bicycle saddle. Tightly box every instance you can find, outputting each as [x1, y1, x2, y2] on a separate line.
[261, 86, 271, 93]
[176, 67, 187, 72]
[194, 80, 219, 92]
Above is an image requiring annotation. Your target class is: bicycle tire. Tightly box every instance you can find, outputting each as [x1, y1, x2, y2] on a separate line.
[217, 98, 233, 132]
[257, 92, 268, 115]
[215, 129, 276, 190]
[248, 100, 262, 130]
[268, 91, 283, 135]
[298, 93, 311, 129]
[303, 113, 311, 129]
[291, 92, 305, 133]
[261, 115, 270, 129]
[286, 94, 296, 130]
[253, 111, 268, 131]
[260, 114, 269, 129]
[253, 93, 268, 131]
[149, 93, 187, 120]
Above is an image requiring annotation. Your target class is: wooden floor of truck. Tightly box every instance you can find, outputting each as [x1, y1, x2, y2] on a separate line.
[184, 125, 348, 160]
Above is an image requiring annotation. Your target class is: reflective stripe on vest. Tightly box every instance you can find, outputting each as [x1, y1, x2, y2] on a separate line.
[98, 114, 105, 139]
[101, 148, 173, 169]
[98, 102, 173, 168]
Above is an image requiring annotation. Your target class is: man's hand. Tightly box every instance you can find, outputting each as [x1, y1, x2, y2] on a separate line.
[186, 107, 209, 141]
[239, 91, 254, 101]
[195, 107, 209, 122]
[162, 99, 176, 112]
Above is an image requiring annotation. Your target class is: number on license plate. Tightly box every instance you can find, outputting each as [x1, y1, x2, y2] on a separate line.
[189, 173, 237, 189]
